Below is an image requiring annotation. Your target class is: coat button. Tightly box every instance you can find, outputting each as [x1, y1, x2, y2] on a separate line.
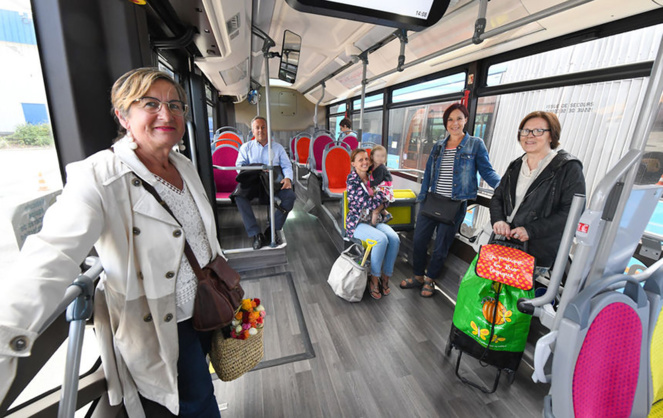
[132, 227, 141, 235]
[173, 230, 182, 237]
[164, 313, 173, 322]
[143, 314, 153, 322]
[138, 272, 144, 280]
[165, 271, 175, 279]
[132, 178, 141, 187]
[10, 336, 28, 352]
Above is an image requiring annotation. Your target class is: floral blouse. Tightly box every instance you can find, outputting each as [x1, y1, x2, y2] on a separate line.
[345, 170, 385, 237]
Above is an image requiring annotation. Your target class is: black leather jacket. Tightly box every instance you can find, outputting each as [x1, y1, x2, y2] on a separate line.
[489, 150, 585, 267]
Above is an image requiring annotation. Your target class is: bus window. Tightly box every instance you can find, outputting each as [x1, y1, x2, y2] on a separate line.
[390, 105, 425, 169]
[0, 1, 63, 265]
[486, 24, 663, 87]
[0, 1, 97, 413]
[388, 100, 457, 170]
[479, 76, 651, 200]
[351, 110, 382, 144]
[474, 95, 497, 141]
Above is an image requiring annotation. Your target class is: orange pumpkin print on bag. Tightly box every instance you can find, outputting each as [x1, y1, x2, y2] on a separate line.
[481, 297, 512, 325]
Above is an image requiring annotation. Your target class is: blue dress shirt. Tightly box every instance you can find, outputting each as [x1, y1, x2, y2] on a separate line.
[236, 140, 294, 180]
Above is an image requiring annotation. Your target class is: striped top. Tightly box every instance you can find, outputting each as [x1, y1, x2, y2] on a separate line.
[435, 148, 457, 197]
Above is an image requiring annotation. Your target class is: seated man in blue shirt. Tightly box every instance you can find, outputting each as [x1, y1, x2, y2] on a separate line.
[235, 116, 296, 249]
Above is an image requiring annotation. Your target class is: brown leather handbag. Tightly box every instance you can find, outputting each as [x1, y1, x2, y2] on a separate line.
[139, 177, 244, 331]
[184, 242, 244, 331]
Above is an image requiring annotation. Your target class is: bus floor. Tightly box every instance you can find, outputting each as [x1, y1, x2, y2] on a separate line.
[211, 200, 550, 418]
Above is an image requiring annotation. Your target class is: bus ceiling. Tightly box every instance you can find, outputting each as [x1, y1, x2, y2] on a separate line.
[167, 0, 662, 105]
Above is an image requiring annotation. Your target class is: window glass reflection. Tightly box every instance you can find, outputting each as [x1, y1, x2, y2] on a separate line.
[386, 100, 457, 170]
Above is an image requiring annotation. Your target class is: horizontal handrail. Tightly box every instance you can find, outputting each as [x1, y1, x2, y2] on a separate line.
[212, 165, 271, 171]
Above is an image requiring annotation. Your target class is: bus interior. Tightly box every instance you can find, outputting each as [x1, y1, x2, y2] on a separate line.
[2, 0, 663, 416]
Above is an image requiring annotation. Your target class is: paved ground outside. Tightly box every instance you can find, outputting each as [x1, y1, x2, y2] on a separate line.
[0, 147, 62, 266]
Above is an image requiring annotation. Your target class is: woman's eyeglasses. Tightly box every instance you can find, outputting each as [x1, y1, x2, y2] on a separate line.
[134, 97, 188, 116]
[518, 128, 551, 137]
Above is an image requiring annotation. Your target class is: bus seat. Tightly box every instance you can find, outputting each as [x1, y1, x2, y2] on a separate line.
[213, 138, 241, 151]
[322, 142, 351, 198]
[214, 126, 244, 143]
[212, 144, 239, 204]
[547, 277, 650, 418]
[360, 142, 378, 158]
[294, 133, 311, 166]
[341, 189, 416, 234]
[340, 131, 359, 150]
[290, 135, 297, 162]
[644, 273, 663, 415]
[385, 189, 417, 231]
[309, 130, 334, 176]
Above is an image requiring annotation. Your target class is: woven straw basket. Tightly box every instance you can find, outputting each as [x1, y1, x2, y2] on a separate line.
[210, 328, 264, 382]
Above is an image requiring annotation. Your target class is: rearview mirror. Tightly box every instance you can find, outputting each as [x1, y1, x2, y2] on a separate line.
[278, 30, 301, 84]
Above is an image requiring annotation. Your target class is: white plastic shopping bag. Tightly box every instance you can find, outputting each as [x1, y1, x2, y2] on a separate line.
[327, 244, 368, 302]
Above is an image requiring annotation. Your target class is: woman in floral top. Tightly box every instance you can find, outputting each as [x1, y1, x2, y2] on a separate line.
[346, 148, 400, 300]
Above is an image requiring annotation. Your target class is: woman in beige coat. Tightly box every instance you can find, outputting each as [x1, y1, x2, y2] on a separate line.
[0, 68, 222, 417]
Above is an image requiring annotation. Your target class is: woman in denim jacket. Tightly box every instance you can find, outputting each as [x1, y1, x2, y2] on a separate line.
[346, 148, 400, 300]
[400, 103, 500, 297]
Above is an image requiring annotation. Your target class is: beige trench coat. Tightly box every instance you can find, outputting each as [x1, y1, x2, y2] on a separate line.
[0, 136, 222, 417]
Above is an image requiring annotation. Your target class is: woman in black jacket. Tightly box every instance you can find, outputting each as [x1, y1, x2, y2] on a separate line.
[490, 111, 586, 270]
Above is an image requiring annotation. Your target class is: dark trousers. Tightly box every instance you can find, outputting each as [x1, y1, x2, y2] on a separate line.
[412, 201, 467, 280]
[235, 187, 296, 237]
[139, 319, 220, 417]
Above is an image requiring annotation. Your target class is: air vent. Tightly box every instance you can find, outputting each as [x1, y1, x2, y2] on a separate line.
[226, 13, 240, 41]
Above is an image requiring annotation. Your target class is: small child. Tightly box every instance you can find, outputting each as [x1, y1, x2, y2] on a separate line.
[368, 145, 395, 225]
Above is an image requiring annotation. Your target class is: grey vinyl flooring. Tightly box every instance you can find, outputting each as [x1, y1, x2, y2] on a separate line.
[212, 201, 549, 418]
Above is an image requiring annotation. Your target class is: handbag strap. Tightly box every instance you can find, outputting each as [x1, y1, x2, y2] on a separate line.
[138, 177, 205, 277]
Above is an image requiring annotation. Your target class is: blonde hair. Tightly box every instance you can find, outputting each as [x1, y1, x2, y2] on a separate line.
[111, 67, 187, 138]
[370, 145, 387, 165]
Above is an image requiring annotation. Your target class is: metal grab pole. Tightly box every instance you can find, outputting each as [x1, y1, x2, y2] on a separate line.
[263, 51, 276, 247]
[314, 82, 325, 131]
[522, 195, 585, 310]
[365, 0, 594, 84]
[186, 121, 197, 171]
[58, 257, 101, 418]
[359, 55, 367, 139]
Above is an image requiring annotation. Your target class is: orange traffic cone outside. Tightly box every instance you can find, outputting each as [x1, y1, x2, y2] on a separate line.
[38, 172, 49, 191]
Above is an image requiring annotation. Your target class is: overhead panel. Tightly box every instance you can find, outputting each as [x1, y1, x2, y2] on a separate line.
[194, 0, 252, 100]
[284, 0, 452, 31]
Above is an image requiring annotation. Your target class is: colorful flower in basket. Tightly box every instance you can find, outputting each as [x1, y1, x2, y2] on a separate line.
[230, 298, 266, 340]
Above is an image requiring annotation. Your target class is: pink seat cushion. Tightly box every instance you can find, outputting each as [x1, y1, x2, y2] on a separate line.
[342, 135, 359, 150]
[312, 135, 333, 170]
[573, 302, 642, 418]
[216, 192, 233, 200]
[212, 146, 239, 194]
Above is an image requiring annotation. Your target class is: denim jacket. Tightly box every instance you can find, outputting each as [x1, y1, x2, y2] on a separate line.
[418, 133, 500, 202]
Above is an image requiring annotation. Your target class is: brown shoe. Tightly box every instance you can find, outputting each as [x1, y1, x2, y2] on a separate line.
[368, 275, 382, 300]
[381, 275, 391, 296]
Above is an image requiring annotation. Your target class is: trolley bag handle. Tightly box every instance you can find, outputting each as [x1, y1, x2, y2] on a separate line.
[488, 232, 528, 252]
[476, 233, 535, 291]
[360, 239, 378, 267]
